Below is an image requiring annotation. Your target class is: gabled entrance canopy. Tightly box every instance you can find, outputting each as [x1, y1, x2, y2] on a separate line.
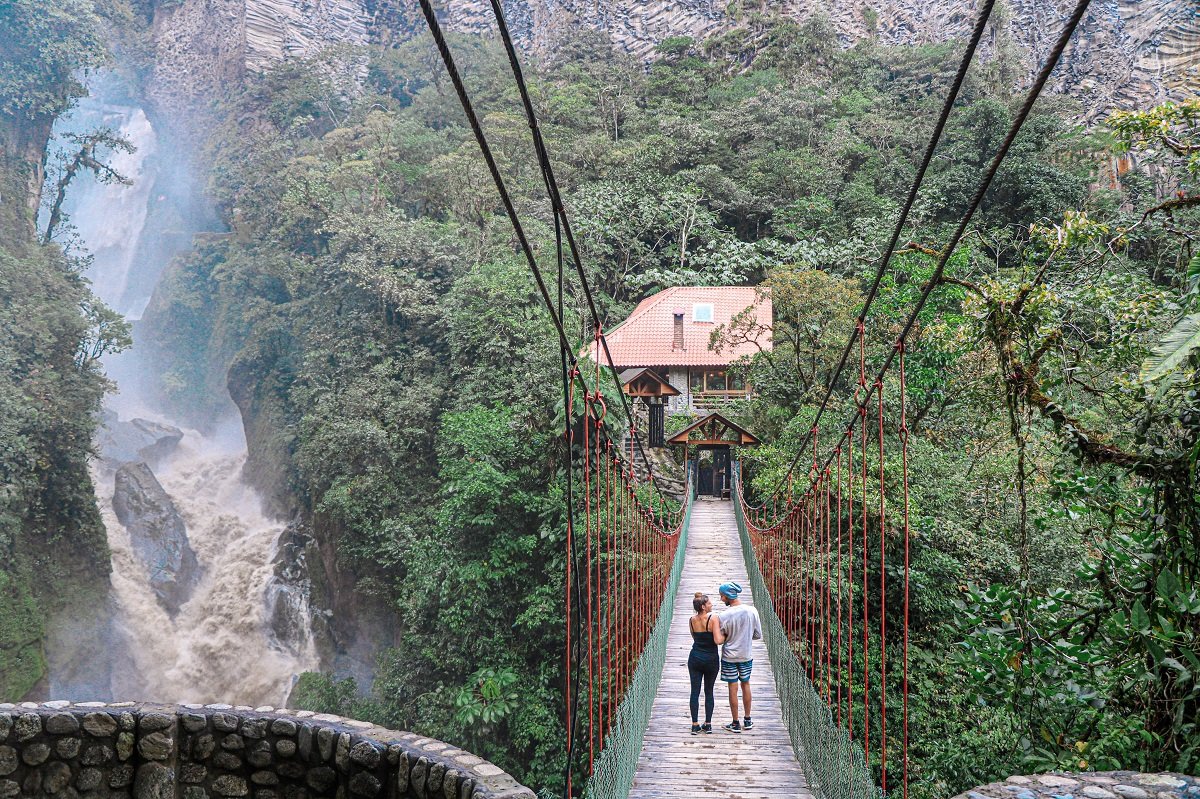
[666, 412, 761, 447]
[619, 368, 681, 398]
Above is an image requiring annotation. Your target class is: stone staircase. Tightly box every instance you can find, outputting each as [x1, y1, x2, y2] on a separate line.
[621, 428, 687, 501]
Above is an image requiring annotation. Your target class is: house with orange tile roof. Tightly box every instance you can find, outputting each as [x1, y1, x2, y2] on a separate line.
[589, 286, 771, 414]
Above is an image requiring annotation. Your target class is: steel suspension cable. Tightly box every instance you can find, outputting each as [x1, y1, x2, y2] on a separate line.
[584, 399, 594, 772]
[859, 327, 870, 764]
[415, 0, 576, 364]
[554, 170, 585, 799]
[411, 9, 686, 790]
[825, 467, 833, 706]
[898, 341, 911, 799]
[764, 0, 999, 503]
[733, 8, 1092, 796]
[426, 1, 1091, 795]
[760, 0, 1094, 513]
[846, 428, 854, 740]
[403, 15, 592, 784]
[876, 377, 888, 792]
[485, 0, 674, 507]
[836, 445, 844, 728]
[564, 367, 582, 795]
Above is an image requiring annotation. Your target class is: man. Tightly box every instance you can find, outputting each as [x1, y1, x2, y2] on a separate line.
[716, 581, 762, 732]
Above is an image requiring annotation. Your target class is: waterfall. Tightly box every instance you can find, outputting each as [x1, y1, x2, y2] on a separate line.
[65, 105, 158, 319]
[50, 76, 319, 706]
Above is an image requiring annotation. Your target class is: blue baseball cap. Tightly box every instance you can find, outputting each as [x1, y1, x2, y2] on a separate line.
[718, 582, 742, 600]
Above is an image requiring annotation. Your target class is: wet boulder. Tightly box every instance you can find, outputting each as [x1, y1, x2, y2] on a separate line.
[266, 521, 331, 660]
[97, 410, 184, 468]
[112, 462, 200, 615]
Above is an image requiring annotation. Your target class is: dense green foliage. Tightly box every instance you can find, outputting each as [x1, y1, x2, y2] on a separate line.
[0, 234, 121, 698]
[0, 0, 107, 119]
[0, 0, 1190, 787]
[0, 0, 122, 700]
[720, 34, 1200, 795]
[68, 10, 1199, 797]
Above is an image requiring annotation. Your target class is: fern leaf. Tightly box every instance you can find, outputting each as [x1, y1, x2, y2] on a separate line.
[1141, 313, 1200, 383]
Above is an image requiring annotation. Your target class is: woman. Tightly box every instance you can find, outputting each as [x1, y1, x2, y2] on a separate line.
[688, 592, 725, 734]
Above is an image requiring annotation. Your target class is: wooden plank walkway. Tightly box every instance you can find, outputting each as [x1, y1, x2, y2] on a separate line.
[629, 497, 814, 798]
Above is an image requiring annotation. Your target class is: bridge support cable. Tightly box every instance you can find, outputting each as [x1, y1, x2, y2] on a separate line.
[732, 329, 909, 797]
[411, 7, 690, 795]
[733, 466, 881, 799]
[484, 0, 676, 506]
[580, 460, 693, 799]
[565, 394, 690, 796]
[413, 0, 681, 529]
[736, 2, 1091, 795]
[558, 383, 693, 795]
[762, 0, 1093, 507]
[763, 0, 999, 503]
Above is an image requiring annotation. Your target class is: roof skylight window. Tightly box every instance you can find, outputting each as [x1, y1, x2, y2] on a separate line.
[693, 303, 714, 322]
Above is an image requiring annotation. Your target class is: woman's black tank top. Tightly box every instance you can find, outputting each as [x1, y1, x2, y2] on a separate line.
[690, 616, 718, 656]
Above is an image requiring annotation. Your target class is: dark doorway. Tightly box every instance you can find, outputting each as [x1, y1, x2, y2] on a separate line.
[696, 445, 731, 498]
[648, 402, 665, 447]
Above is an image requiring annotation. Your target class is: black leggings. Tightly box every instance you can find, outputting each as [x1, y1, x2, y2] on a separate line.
[688, 653, 719, 724]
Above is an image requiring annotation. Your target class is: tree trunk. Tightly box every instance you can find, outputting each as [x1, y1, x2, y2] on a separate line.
[0, 111, 56, 243]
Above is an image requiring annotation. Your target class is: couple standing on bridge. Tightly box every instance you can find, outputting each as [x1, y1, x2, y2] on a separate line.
[687, 582, 762, 735]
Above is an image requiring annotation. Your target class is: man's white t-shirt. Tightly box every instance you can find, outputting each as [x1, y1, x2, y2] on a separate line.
[719, 603, 762, 663]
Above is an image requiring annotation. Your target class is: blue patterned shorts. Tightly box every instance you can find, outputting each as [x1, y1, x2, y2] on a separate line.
[720, 659, 753, 683]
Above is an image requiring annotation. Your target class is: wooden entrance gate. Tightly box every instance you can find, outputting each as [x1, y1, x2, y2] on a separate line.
[666, 412, 760, 500]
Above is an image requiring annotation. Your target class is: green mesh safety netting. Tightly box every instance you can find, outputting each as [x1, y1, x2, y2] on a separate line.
[732, 471, 882, 799]
[584, 493, 693, 799]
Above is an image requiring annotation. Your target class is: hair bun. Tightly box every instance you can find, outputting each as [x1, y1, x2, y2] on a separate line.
[694, 592, 704, 598]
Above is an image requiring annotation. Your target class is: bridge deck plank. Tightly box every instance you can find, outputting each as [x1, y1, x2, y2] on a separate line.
[628, 498, 813, 798]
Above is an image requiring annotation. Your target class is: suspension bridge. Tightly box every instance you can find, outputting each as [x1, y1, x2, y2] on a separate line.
[409, 0, 1097, 795]
[564, 419, 892, 799]
[628, 498, 811, 799]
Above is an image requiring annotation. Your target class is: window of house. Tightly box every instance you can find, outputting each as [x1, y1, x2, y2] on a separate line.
[692, 303, 714, 322]
[704, 370, 728, 392]
[689, 368, 751, 394]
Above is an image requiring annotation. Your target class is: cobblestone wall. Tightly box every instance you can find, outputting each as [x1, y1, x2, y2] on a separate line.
[954, 770, 1200, 799]
[0, 702, 535, 799]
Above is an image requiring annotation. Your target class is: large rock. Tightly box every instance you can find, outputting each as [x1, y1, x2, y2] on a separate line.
[112, 462, 200, 615]
[97, 410, 184, 468]
[441, 0, 1200, 119]
[141, 0, 1199, 137]
[264, 522, 322, 658]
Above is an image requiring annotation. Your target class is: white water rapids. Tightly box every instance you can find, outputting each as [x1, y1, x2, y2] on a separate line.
[54, 79, 318, 705]
[95, 439, 315, 706]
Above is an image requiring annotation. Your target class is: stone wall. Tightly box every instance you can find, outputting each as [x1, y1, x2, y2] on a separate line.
[953, 770, 1200, 799]
[0, 702, 534, 799]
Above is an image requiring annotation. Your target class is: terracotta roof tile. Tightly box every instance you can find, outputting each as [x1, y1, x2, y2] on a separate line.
[590, 286, 770, 368]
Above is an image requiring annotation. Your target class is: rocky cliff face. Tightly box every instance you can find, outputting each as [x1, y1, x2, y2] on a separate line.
[439, 0, 1200, 115]
[144, 0, 370, 127]
[141, 0, 1198, 130]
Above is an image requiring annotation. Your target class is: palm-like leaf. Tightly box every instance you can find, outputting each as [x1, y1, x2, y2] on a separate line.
[1187, 252, 1200, 289]
[1141, 312, 1200, 382]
